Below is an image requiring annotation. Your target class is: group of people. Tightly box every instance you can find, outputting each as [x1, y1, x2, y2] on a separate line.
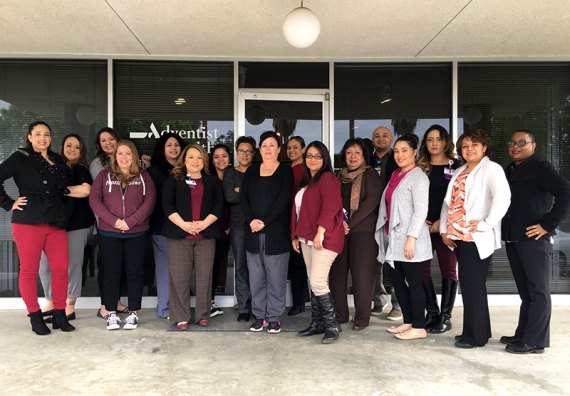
[1, 121, 568, 353]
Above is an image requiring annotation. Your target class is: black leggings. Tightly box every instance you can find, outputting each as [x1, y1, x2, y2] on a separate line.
[392, 261, 425, 328]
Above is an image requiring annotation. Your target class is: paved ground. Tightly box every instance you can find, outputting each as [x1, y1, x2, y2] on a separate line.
[0, 307, 568, 396]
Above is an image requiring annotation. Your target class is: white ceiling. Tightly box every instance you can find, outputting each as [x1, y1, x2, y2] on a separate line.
[1, 0, 570, 59]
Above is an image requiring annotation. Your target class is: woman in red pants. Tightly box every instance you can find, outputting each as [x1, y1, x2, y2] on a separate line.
[0, 121, 89, 335]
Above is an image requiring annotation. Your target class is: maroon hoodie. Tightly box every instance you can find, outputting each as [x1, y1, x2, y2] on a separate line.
[90, 169, 156, 234]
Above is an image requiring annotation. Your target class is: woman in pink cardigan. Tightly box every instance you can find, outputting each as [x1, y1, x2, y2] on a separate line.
[291, 141, 345, 344]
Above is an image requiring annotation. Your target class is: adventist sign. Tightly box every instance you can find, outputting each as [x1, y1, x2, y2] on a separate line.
[129, 122, 219, 141]
[129, 122, 221, 151]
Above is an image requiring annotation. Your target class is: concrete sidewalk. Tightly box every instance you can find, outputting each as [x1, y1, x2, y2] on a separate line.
[0, 307, 568, 396]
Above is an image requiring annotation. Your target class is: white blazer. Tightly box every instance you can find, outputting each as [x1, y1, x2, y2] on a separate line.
[439, 156, 511, 259]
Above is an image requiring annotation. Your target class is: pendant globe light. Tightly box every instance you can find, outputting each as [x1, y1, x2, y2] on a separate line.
[282, 1, 321, 48]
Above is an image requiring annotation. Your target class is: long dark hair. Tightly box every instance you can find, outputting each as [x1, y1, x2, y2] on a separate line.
[418, 125, 455, 175]
[299, 141, 333, 189]
[208, 143, 231, 179]
[59, 133, 88, 166]
[151, 133, 186, 173]
[94, 127, 120, 167]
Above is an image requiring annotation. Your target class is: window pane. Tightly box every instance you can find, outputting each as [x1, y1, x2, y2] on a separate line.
[114, 61, 234, 158]
[458, 62, 570, 293]
[239, 62, 329, 89]
[0, 60, 107, 297]
[334, 63, 451, 168]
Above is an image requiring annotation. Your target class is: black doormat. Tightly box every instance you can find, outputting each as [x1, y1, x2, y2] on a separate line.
[166, 308, 311, 332]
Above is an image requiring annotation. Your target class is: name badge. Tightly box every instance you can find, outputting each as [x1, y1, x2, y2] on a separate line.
[186, 175, 197, 189]
[444, 160, 455, 180]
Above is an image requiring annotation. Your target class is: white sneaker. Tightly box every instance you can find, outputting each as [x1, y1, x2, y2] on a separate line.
[123, 311, 138, 330]
[210, 301, 224, 318]
[106, 313, 121, 330]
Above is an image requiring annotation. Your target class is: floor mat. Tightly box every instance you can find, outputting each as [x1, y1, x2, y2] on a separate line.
[166, 308, 311, 332]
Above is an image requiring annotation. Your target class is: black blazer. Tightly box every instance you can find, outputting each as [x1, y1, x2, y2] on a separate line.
[0, 148, 72, 228]
[502, 155, 570, 241]
[161, 172, 223, 239]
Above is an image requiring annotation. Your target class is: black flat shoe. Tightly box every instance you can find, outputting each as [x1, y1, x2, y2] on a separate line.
[455, 339, 483, 349]
[288, 305, 305, 316]
[237, 312, 251, 322]
[352, 324, 368, 331]
[506, 343, 545, 354]
[45, 312, 76, 323]
[500, 335, 521, 345]
[42, 309, 55, 317]
[454, 335, 463, 340]
[97, 309, 109, 320]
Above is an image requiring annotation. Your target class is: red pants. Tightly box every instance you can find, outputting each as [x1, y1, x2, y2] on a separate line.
[12, 224, 69, 313]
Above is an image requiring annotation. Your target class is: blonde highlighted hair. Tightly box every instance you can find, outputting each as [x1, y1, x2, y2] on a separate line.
[172, 143, 210, 180]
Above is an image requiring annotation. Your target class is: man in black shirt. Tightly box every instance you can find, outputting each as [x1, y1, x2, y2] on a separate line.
[369, 126, 401, 321]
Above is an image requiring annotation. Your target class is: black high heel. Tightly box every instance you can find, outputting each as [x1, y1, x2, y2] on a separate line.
[52, 309, 76, 332]
[28, 310, 51, 335]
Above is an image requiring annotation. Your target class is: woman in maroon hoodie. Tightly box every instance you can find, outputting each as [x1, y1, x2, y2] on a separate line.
[89, 140, 156, 331]
[291, 141, 345, 344]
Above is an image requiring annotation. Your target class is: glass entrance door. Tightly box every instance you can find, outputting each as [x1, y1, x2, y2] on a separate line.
[237, 90, 330, 161]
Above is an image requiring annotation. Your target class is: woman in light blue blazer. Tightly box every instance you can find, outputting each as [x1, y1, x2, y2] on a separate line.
[375, 134, 432, 340]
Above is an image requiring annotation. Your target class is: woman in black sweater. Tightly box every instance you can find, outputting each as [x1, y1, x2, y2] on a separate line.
[147, 133, 186, 319]
[241, 131, 293, 334]
[39, 134, 96, 322]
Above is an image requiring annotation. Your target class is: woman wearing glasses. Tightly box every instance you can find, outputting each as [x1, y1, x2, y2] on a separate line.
[222, 136, 257, 322]
[501, 129, 570, 354]
[291, 141, 344, 343]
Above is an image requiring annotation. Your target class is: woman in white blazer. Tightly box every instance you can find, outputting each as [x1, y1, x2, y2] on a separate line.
[440, 129, 511, 349]
[375, 134, 432, 340]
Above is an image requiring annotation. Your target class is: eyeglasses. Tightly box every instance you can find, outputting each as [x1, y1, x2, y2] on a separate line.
[507, 139, 532, 148]
[306, 154, 323, 160]
[237, 150, 254, 156]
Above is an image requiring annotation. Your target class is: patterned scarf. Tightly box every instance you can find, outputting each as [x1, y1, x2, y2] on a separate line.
[338, 163, 369, 217]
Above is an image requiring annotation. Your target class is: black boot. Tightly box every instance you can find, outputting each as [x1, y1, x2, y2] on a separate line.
[316, 293, 339, 344]
[423, 278, 440, 329]
[28, 310, 51, 335]
[298, 295, 324, 336]
[52, 309, 76, 332]
[430, 278, 457, 334]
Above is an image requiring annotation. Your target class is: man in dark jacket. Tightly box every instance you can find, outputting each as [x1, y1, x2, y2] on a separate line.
[369, 126, 401, 320]
[501, 129, 570, 354]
